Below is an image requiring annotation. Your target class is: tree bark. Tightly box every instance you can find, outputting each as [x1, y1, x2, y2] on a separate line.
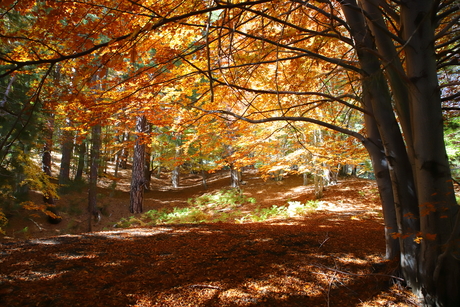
[88, 124, 101, 231]
[59, 120, 74, 185]
[130, 116, 147, 214]
[144, 145, 152, 191]
[171, 166, 180, 188]
[401, 1, 460, 305]
[341, 1, 460, 305]
[171, 137, 182, 189]
[74, 140, 86, 181]
[118, 132, 130, 169]
[230, 163, 240, 188]
[341, 0, 421, 290]
[42, 115, 61, 224]
[362, 113, 400, 260]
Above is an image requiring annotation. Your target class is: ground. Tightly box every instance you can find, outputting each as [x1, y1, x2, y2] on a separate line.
[0, 168, 419, 306]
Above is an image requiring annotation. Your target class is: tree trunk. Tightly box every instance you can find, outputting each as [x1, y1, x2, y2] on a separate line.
[230, 164, 240, 188]
[171, 166, 180, 189]
[42, 116, 61, 224]
[59, 122, 74, 185]
[341, 0, 421, 290]
[74, 140, 86, 181]
[303, 172, 308, 186]
[118, 132, 130, 169]
[88, 124, 101, 231]
[130, 116, 147, 214]
[144, 146, 152, 191]
[201, 169, 208, 189]
[362, 112, 400, 260]
[401, 2, 460, 305]
[342, 1, 460, 305]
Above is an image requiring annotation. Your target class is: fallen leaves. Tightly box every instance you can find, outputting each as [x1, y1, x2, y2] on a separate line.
[0, 177, 418, 306]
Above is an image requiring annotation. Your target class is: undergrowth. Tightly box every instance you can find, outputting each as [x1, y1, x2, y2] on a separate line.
[113, 189, 320, 228]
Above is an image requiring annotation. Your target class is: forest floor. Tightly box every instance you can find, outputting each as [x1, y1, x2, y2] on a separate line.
[0, 167, 420, 306]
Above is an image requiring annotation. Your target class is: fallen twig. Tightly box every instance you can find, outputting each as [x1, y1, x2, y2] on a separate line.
[29, 218, 44, 231]
[189, 284, 223, 290]
[318, 232, 330, 248]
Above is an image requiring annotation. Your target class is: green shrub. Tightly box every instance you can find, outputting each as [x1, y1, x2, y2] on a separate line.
[162, 207, 210, 224]
[188, 188, 256, 210]
[113, 195, 319, 228]
[250, 205, 288, 221]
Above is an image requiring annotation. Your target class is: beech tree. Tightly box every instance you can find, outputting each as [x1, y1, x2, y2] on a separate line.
[1, 1, 459, 305]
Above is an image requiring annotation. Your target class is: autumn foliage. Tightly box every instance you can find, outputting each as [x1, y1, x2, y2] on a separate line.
[1, 1, 459, 306]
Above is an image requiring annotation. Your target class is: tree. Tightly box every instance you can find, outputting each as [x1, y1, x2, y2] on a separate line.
[58, 119, 74, 186]
[130, 115, 148, 214]
[173, 1, 460, 304]
[88, 124, 101, 230]
[74, 138, 87, 182]
[41, 113, 62, 224]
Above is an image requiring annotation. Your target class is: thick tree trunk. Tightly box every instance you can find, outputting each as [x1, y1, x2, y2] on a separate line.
[342, 1, 460, 305]
[130, 116, 147, 214]
[341, 0, 421, 290]
[401, 2, 460, 305]
[88, 124, 101, 231]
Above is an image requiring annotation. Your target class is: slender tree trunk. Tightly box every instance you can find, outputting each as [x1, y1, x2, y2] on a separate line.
[171, 166, 180, 188]
[171, 139, 182, 189]
[118, 132, 130, 169]
[88, 124, 101, 231]
[144, 145, 152, 191]
[201, 169, 208, 189]
[303, 172, 308, 186]
[74, 140, 86, 181]
[59, 121, 74, 185]
[130, 116, 147, 214]
[42, 116, 61, 224]
[362, 112, 400, 260]
[230, 163, 240, 188]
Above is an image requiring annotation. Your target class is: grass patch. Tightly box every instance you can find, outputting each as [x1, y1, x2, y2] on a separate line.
[113, 194, 320, 228]
[187, 188, 256, 210]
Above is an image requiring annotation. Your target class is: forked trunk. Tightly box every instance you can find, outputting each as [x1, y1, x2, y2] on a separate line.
[401, 2, 460, 305]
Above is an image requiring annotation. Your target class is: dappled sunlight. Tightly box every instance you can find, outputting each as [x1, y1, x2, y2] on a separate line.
[1, 213, 417, 306]
[53, 253, 97, 260]
[93, 227, 175, 238]
[1, 174, 416, 306]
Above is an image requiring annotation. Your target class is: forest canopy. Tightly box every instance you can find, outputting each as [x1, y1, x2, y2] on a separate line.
[1, 1, 459, 306]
